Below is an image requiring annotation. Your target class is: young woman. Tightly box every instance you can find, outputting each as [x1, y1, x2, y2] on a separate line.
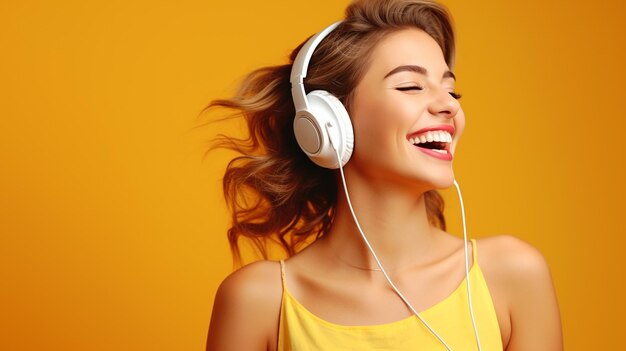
[205, 0, 562, 350]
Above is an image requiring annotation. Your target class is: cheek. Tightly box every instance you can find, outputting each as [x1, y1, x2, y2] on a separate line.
[351, 91, 414, 139]
[350, 89, 382, 141]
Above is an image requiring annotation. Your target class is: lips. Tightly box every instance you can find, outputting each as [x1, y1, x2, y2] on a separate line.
[415, 145, 453, 161]
[406, 124, 455, 160]
[408, 130, 451, 151]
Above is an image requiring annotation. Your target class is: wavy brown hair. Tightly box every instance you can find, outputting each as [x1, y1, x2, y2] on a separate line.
[204, 0, 456, 266]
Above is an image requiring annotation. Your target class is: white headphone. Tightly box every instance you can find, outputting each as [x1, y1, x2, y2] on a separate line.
[290, 22, 354, 169]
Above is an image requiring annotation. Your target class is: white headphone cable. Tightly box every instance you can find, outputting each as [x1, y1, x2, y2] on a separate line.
[325, 122, 482, 351]
[326, 123, 452, 350]
[453, 179, 482, 351]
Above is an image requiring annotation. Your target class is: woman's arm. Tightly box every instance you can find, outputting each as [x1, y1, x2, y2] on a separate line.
[206, 261, 282, 351]
[483, 236, 563, 351]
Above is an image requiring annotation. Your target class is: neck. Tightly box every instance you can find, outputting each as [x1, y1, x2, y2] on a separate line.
[322, 168, 442, 273]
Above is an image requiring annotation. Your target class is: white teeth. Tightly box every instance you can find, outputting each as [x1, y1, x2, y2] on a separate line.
[409, 130, 453, 145]
[430, 149, 448, 154]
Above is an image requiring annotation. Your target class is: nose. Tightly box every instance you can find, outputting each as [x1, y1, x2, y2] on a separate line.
[428, 87, 460, 119]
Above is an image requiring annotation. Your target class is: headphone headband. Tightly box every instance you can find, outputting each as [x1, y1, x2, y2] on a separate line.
[290, 22, 342, 112]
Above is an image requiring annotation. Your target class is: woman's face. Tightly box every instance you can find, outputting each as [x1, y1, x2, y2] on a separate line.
[348, 28, 464, 191]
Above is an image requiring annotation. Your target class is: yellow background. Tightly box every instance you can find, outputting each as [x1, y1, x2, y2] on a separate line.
[1, 0, 624, 350]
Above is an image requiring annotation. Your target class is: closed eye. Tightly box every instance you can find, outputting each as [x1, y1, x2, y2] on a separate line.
[396, 86, 423, 91]
[396, 86, 462, 100]
[449, 91, 462, 100]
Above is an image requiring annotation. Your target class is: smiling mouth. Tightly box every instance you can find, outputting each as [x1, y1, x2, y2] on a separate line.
[408, 130, 452, 154]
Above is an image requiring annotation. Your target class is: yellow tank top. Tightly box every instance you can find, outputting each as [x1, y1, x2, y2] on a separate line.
[277, 239, 503, 350]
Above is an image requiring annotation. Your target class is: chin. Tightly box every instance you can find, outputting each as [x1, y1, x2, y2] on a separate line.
[433, 177, 455, 190]
[389, 171, 455, 194]
[420, 170, 456, 190]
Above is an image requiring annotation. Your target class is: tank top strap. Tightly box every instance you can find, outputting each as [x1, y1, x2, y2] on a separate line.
[470, 238, 478, 264]
[279, 259, 287, 289]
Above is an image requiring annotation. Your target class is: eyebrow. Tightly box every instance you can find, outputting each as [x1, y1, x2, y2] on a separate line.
[383, 65, 456, 81]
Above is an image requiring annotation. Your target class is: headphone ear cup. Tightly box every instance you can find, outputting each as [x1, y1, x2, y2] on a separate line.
[293, 90, 354, 169]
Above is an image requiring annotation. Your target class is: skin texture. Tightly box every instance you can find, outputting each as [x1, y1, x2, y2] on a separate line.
[206, 28, 563, 351]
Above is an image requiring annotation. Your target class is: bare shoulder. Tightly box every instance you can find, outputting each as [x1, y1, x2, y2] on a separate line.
[476, 235, 555, 306]
[476, 235, 551, 280]
[476, 235, 563, 350]
[216, 260, 283, 304]
[207, 260, 282, 351]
